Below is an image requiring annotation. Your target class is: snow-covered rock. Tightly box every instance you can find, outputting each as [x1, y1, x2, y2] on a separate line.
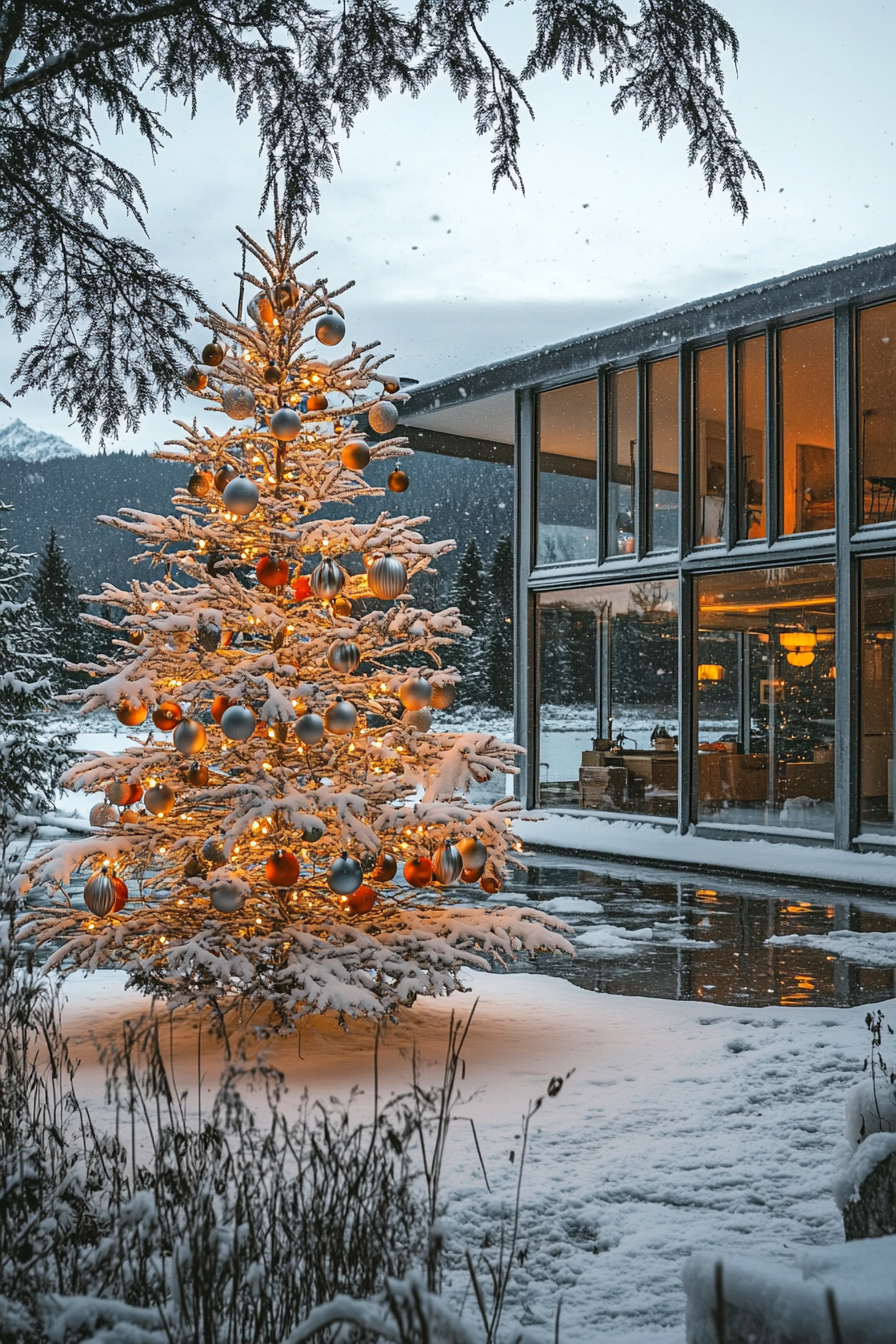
[0, 417, 83, 462]
[683, 1237, 896, 1344]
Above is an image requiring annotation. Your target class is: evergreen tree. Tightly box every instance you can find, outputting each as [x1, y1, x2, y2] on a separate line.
[0, 505, 74, 830]
[32, 530, 84, 684]
[453, 538, 487, 703]
[22, 225, 569, 1024]
[485, 535, 514, 712]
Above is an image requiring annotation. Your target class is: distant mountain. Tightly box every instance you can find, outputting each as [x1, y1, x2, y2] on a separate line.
[0, 418, 84, 463]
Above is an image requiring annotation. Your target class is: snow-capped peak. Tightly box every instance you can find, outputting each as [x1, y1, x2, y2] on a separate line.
[0, 418, 84, 463]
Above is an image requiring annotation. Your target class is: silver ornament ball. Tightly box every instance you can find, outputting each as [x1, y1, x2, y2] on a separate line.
[316, 313, 346, 346]
[433, 843, 464, 885]
[144, 784, 176, 815]
[222, 475, 260, 517]
[295, 713, 325, 746]
[173, 718, 207, 755]
[220, 705, 257, 741]
[327, 639, 360, 674]
[457, 836, 488, 873]
[210, 879, 246, 914]
[327, 853, 363, 895]
[89, 802, 118, 827]
[403, 707, 432, 733]
[324, 696, 357, 735]
[270, 407, 302, 441]
[399, 676, 431, 710]
[311, 559, 345, 599]
[368, 401, 400, 435]
[367, 554, 407, 600]
[84, 868, 117, 917]
[202, 836, 226, 865]
[222, 385, 256, 420]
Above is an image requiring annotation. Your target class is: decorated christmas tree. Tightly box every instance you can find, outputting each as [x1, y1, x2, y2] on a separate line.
[20, 224, 569, 1025]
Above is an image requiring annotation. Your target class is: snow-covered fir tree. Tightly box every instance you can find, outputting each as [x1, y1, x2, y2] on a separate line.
[452, 537, 487, 704]
[0, 505, 74, 832]
[20, 225, 569, 1024]
[485, 534, 513, 713]
[32, 529, 85, 686]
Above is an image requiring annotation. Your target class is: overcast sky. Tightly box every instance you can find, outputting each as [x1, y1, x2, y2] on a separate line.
[3, 0, 896, 454]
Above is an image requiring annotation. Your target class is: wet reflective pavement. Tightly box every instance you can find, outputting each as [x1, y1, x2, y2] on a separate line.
[493, 854, 896, 1008]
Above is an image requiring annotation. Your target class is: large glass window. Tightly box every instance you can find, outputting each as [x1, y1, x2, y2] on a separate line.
[696, 564, 836, 833]
[647, 357, 679, 551]
[606, 368, 638, 555]
[536, 380, 597, 566]
[736, 335, 766, 540]
[779, 319, 835, 535]
[860, 557, 896, 833]
[858, 303, 896, 526]
[537, 580, 679, 816]
[694, 346, 727, 546]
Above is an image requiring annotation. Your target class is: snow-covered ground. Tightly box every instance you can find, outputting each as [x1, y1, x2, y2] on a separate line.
[58, 968, 876, 1344]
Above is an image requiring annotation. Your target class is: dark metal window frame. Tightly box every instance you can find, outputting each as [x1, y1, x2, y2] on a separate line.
[434, 250, 896, 844]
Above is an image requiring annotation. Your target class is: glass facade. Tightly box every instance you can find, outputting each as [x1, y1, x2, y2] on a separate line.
[736, 335, 766, 540]
[537, 581, 679, 815]
[694, 346, 727, 545]
[696, 565, 836, 833]
[415, 249, 896, 850]
[647, 357, 679, 551]
[779, 319, 835, 535]
[536, 379, 597, 565]
[606, 368, 638, 555]
[858, 302, 896, 526]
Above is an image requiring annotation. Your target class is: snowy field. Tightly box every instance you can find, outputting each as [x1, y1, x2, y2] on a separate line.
[58, 967, 875, 1344]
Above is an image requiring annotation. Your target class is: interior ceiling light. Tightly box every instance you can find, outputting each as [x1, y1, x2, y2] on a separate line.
[697, 663, 726, 682]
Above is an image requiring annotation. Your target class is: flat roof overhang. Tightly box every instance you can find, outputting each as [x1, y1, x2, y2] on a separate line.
[398, 240, 896, 447]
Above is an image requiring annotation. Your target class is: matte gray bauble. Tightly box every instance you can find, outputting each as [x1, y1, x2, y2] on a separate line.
[403, 707, 432, 732]
[220, 705, 257, 741]
[270, 407, 302, 441]
[302, 819, 325, 843]
[327, 639, 360, 674]
[210, 879, 246, 914]
[315, 313, 346, 346]
[295, 712, 325, 746]
[327, 852, 363, 895]
[367, 554, 407, 600]
[202, 836, 226, 865]
[222, 475, 259, 517]
[144, 783, 176, 815]
[89, 802, 117, 827]
[432, 842, 464, 885]
[311, 558, 345, 599]
[398, 676, 431, 710]
[173, 718, 207, 755]
[324, 696, 357, 735]
[368, 401, 400, 435]
[222, 385, 256, 419]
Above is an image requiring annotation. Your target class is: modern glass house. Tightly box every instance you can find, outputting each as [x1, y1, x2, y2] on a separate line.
[400, 243, 896, 854]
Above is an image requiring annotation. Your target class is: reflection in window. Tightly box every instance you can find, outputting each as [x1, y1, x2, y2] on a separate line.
[537, 581, 679, 816]
[780, 320, 835, 534]
[696, 564, 836, 833]
[694, 346, 727, 545]
[860, 558, 895, 833]
[858, 304, 896, 526]
[648, 357, 679, 551]
[606, 368, 638, 555]
[736, 335, 766, 540]
[536, 380, 597, 566]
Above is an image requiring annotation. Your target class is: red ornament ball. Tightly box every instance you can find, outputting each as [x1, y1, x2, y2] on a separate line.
[256, 554, 290, 588]
[345, 884, 376, 914]
[404, 856, 433, 888]
[187, 761, 209, 787]
[372, 852, 398, 882]
[388, 469, 409, 493]
[211, 695, 233, 724]
[479, 874, 501, 895]
[111, 875, 128, 913]
[152, 701, 182, 733]
[265, 848, 301, 888]
[293, 574, 312, 602]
